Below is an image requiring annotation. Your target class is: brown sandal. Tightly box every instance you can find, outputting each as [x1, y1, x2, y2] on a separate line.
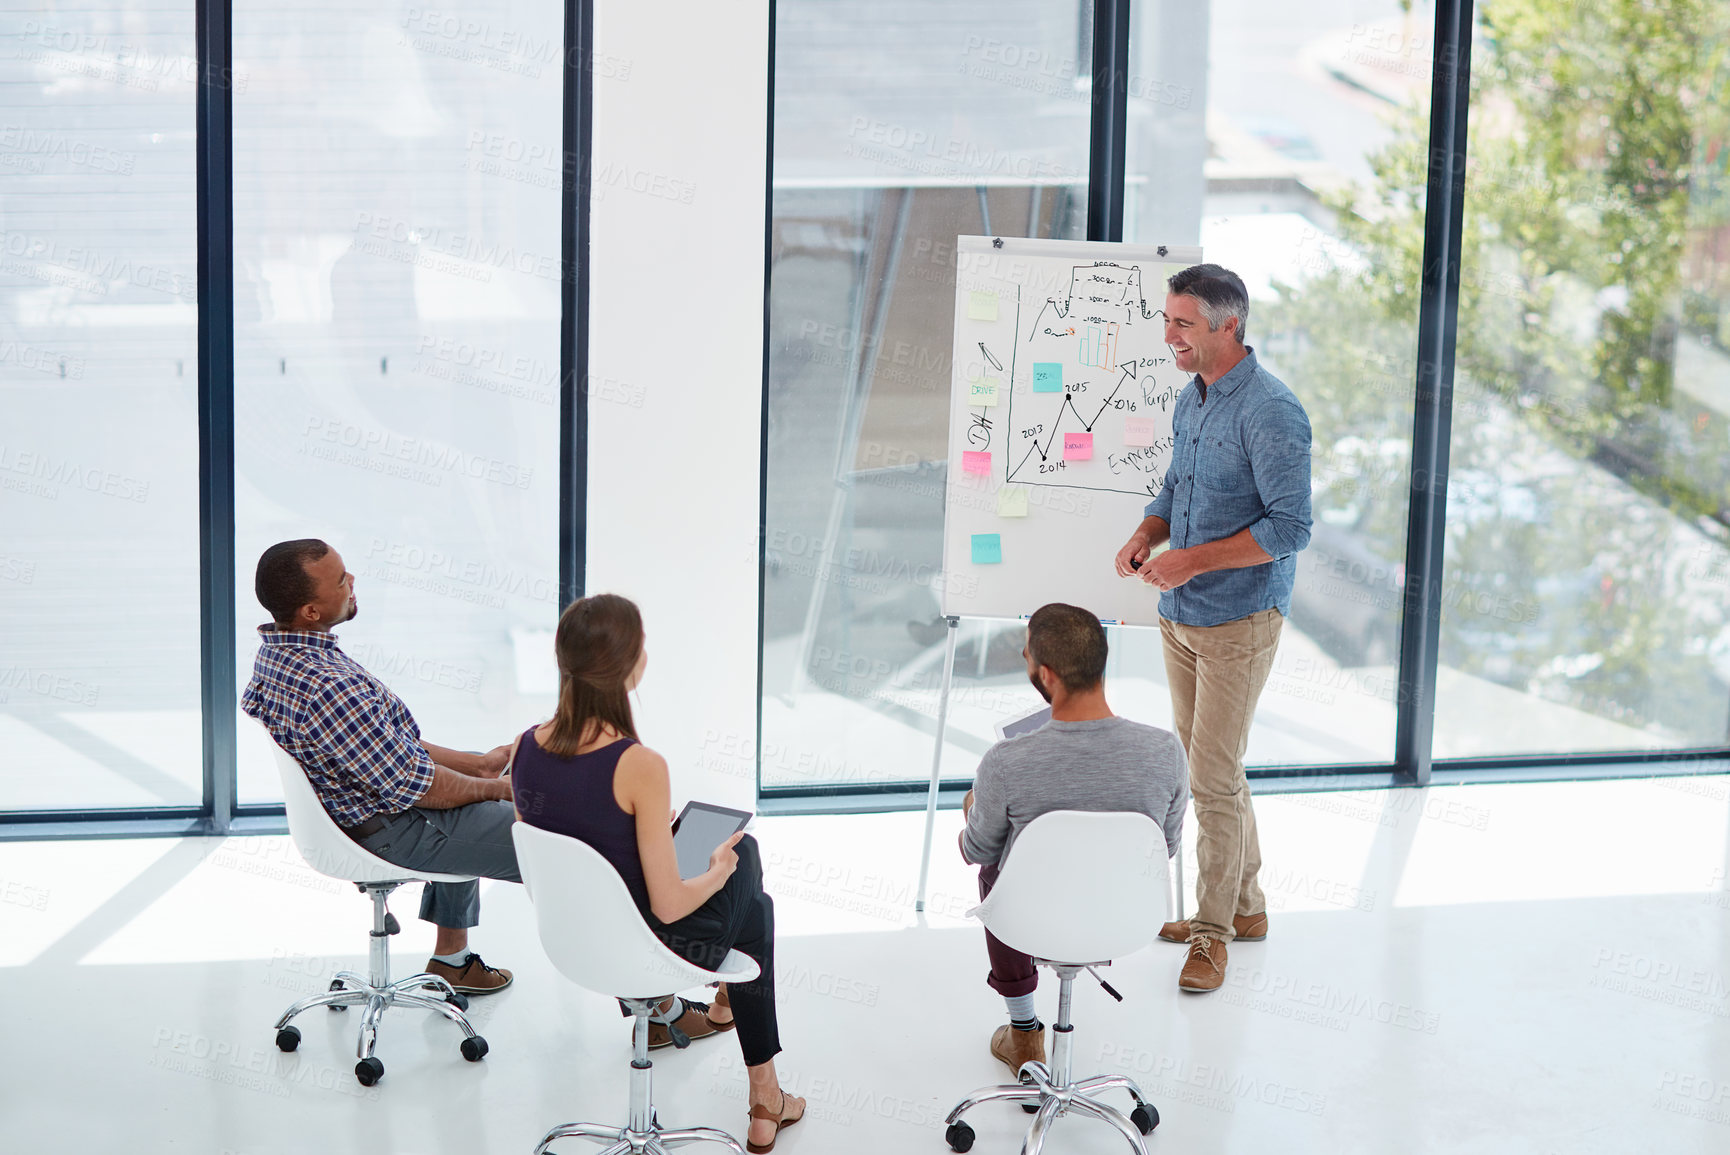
[709, 983, 737, 1033]
[746, 1088, 805, 1154]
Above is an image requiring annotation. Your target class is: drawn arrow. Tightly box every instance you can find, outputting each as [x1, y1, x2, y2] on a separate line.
[978, 342, 1003, 373]
[1083, 364, 1137, 431]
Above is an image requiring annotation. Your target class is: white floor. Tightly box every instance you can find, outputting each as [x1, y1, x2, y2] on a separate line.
[5, 775, 1730, 1153]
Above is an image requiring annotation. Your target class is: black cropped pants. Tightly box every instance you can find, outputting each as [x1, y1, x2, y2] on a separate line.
[652, 834, 781, 1066]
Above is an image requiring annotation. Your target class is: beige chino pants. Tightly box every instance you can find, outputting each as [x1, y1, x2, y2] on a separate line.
[1159, 607, 1283, 944]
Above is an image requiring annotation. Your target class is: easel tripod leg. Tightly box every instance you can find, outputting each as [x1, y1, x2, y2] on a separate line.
[915, 616, 961, 912]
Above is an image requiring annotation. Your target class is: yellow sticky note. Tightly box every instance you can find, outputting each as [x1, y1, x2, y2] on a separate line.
[997, 486, 1029, 517]
[968, 377, 1000, 407]
[967, 291, 999, 322]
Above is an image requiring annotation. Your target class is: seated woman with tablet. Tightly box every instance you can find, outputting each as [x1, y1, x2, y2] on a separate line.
[509, 593, 804, 1154]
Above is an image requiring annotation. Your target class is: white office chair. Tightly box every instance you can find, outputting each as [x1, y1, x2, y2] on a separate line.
[267, 740, 489, 1086]
[512, 822, 760, 1155]
[943, 810, 1169, 1155]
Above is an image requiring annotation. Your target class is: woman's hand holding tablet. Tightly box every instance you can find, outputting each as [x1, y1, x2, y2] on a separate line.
[671, 801, 754, 880]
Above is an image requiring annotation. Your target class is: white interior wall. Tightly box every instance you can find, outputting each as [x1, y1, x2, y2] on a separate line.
[585, 0, 769, 809]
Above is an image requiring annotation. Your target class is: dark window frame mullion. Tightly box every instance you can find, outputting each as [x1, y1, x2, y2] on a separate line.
[1394, 0, 1475, 788]
[559, 0, 594, 608]
[1087, 0, 1131, 241]
[197, 0, 237, 833]
[755, 0, 779, 802]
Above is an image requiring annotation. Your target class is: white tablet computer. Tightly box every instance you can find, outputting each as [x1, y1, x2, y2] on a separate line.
[671, 801, 754, 880]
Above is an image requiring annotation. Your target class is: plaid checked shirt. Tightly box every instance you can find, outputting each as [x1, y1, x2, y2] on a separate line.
[241, 625, 435, 828]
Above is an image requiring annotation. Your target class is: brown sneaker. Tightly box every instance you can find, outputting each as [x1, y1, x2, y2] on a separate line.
[1178, 935, 1228, 992]
[1159, 912, 1268, 943]
[647, 996, 726, 1049]
[425, 953, 513, 994]
[989, 1023, 1047, 1078]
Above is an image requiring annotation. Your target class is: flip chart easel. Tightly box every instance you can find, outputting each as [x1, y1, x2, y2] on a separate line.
[913, 235, 1203, 915]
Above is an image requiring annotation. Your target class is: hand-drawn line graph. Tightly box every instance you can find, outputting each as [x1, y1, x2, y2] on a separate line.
[1003, 263, 1184, 498]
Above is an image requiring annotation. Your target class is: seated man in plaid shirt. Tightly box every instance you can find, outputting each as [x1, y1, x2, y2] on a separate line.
[243, 538, 519, 994]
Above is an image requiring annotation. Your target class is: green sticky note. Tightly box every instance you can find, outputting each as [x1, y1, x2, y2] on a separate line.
[968, 377, 1000, 407]
[1033, 363, 1063, 392]
[971, 533, 1003, 564]
[997, 486, 1029, 517]
[967, 291, 999, 322]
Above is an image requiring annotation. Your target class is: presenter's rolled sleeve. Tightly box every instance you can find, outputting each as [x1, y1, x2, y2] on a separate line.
[1244, 400, 1313, 561]
[1145, 464, 1177, 523]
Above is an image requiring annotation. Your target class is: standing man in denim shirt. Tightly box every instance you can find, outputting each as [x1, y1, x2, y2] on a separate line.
[1113, 264, 1312, 993]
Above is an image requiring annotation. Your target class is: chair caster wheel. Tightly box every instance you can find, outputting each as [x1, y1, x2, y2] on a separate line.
[944, 1121, 975, 1152]
[329, 980, 348, 1011]
[1131, 1103, 1158, 1134]
[460, 1035, 489, 1062]
[275, 1026, 301, 1052]
[446, 991, 470, 1012]
[355, 1057, 385, 1086]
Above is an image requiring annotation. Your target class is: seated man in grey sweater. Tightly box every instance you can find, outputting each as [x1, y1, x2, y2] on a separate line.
[959, 602, 1187, 1080]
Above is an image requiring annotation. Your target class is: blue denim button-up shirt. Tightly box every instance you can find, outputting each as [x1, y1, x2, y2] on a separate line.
[1144, 348, 1313, 627]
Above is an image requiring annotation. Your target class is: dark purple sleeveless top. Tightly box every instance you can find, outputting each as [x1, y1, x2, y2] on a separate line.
[511, 728, 651, 915]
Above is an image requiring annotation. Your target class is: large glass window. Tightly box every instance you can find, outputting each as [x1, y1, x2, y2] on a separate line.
[761, 0, 1431, 789]
[0, 2, 203, 810]
[5, 0, 1730, 828]
[1430, 0, 1730, 757]
[231, 0, 562, 801]
[1123, 0, 1425, 768]
[763, 2, 1094, 789]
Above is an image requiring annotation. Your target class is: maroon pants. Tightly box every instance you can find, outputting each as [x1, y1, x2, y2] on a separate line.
[978, 863, 1038, 998]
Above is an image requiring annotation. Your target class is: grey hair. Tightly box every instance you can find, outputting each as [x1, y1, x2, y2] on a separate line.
[1167, 263, 1250, 344]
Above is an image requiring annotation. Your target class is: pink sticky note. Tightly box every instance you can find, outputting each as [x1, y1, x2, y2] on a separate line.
[1063, 432, 1093, 460]
[962, 450, 992, 476]
[1123, 416, 1160, 447]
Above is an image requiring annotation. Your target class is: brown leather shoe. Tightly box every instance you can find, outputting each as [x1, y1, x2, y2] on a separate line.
[1159, 912, 1268, 943]
[1178, 935, 1228, 992]
[424, 953, 513, 994]
[990, 1023, 1047, 1078]
[647, 996, 726, 1049]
